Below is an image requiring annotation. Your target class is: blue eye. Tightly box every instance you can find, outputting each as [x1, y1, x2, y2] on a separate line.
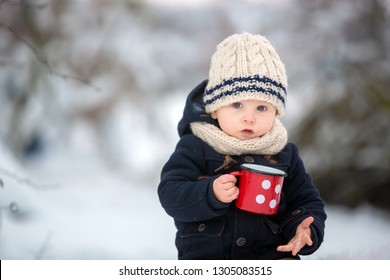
[232, 102, 242, 108]
[257, 105, 267, 112]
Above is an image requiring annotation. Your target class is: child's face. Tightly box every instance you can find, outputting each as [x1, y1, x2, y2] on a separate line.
[211, 99, 277, 140]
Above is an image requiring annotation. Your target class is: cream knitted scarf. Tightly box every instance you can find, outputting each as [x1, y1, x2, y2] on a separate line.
[190, 118, 288, 155]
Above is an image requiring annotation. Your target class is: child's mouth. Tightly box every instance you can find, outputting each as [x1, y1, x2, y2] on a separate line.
[241, 129, 254, 135]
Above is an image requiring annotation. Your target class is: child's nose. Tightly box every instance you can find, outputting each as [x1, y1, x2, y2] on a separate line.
[243, 112, 256, 123]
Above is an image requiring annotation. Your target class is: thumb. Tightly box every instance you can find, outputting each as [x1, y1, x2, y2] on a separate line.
[300, 216, 314, 229]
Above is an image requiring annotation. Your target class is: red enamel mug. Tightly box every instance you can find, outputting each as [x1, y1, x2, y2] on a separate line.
[230, 164, 287, 215]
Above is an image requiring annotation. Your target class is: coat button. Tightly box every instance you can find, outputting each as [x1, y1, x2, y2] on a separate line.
[244, 156, 254, 163]
[198, 223, 206, 232]
[236, 237, 246, 246]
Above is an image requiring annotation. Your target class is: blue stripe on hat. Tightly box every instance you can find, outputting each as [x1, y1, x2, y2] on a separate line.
[204, 75, 286, 107]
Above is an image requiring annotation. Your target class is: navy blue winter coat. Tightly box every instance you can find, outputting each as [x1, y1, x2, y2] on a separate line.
[158, 80, 327, 259]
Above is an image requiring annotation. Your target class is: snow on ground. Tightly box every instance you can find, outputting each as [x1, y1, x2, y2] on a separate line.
[0, 152, 176, 260]
[308, 205, 390, 260]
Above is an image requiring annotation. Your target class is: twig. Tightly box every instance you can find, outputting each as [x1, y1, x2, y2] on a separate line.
[34, 230, 53, 260]
[6, 26, 101, 92]
[0, 166, 61, 189]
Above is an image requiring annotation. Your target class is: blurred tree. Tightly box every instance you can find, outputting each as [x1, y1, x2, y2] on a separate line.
[291, 0, 390, 210]
[0, 0, 145, 161]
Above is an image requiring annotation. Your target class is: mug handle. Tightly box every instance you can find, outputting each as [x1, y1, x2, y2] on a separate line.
[229, 171, 242, 176]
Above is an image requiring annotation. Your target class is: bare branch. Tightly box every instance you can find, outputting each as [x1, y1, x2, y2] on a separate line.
[34, 230, 53, 260]
[7, 26, 50, 66]
[0, 166, 61, 189]
[6, 25, 101, 91]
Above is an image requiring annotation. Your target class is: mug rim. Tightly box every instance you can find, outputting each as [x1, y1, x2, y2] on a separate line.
[241, 164, 287, 177]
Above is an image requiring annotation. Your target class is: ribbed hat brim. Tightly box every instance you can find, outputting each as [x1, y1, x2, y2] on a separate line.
[204, 75, 286, 115]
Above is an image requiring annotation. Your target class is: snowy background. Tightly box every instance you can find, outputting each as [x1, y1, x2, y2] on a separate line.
[1, 0, 389, 260]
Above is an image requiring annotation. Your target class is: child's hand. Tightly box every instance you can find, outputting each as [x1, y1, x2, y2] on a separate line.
[213, 174, 239, 203]
[276, 216, 314, 256]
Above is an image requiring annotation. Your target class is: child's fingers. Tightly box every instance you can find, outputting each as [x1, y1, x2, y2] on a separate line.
[277, 243, 300, 256]
[300, 216, 314, 229]
[225, 186, 239, 196]
[219, 174, 237, 184]
[277, 244, 293, 253]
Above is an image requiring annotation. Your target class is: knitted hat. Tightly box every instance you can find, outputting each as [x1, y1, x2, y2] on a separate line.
[204, 32, 287, 116]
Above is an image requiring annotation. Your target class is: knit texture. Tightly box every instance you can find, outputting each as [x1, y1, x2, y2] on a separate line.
[204, 32, 287, 116]
[190, 118, 288, 156]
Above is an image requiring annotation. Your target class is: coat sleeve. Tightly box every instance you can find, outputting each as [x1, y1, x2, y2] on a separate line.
[158, 134, 229, 223]
[279, 143, 327, 255]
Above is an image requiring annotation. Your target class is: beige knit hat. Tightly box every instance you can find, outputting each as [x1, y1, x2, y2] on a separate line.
[204, 32, 288, 116]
